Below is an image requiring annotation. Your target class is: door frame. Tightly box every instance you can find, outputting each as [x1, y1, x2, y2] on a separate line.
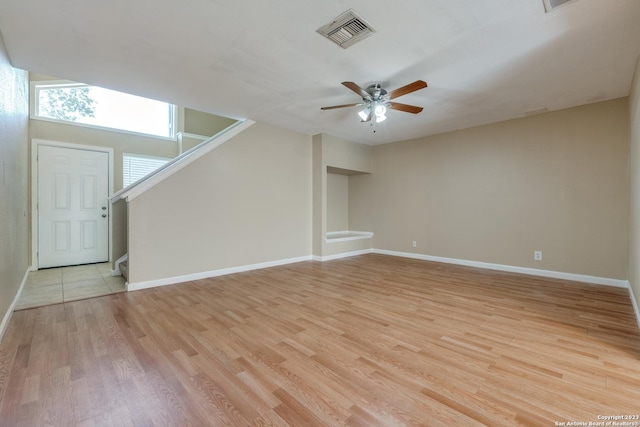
[31, 139, 114, 270]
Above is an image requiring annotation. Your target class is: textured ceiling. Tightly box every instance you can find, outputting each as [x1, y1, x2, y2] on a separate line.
[1, 0, 639, 144]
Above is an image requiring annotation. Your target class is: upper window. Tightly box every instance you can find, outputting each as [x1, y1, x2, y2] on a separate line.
[32, 81, 175, 139]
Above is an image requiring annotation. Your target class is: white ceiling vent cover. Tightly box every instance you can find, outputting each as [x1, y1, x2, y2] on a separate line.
[543, 0, 580, 12]
[317, 9, 375, 49]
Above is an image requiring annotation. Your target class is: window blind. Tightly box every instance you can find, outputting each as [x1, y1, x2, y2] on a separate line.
[122, 153, 171, 188]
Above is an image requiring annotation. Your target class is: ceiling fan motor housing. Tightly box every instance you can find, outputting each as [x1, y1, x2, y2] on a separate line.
[365, 84, 387, 101]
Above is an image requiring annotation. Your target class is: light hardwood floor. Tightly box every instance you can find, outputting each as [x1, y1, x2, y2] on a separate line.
[1, 254, 639, 426]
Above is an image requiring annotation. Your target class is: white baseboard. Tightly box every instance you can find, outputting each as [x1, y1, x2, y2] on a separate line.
[129, 249, 376, 291]
[127, 255, 313, 291]
[372, 249, 630, 288]
[111, 253, 128, 277]
[628, 286, 640, 331]
[0, 268, 30, 344]
[126, 248, 627, 290]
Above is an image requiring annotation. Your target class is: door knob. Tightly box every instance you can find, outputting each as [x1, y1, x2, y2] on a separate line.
[102, 214, 107, 218]
[102, 206, 107, 210]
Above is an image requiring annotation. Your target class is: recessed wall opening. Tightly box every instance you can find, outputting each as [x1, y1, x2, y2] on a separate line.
[326, 166, 373, 243]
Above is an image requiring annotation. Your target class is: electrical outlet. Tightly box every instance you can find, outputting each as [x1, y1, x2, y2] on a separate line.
[534, 250, 543, 261]
[412, 241, 417, 248]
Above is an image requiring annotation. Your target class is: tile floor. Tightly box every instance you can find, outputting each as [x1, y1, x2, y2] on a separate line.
[16, 262, 126, 310]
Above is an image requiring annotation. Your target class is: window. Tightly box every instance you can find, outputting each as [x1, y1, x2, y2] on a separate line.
[33, 81, 176, 138]
[122, 153, 171, 188]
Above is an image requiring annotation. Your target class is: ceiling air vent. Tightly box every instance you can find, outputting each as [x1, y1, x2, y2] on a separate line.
[543, 0, 580, 13]
[317, 9, 375, 49]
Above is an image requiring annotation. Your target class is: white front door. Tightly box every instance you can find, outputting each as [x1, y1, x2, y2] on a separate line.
[38, 145, 110, 268]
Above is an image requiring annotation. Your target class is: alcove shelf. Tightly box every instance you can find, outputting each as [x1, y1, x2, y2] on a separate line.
[325, 230, 374, 243]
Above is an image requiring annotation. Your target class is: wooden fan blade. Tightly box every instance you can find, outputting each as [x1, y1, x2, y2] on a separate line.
[387, 102, 423, 114]
[320, 103, 362, 110]
[342, 82, 370, 99]
[387, 80, 428, 100]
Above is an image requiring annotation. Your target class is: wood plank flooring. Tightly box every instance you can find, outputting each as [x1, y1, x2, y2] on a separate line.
[1, 254, 639, 426]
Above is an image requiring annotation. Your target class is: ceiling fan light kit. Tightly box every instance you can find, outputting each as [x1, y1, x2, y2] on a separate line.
[374, 104, 387, 121]
[321, 80, 427, 132]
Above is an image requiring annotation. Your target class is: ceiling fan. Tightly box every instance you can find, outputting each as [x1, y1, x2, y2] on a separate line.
[321, 80, 428, 130]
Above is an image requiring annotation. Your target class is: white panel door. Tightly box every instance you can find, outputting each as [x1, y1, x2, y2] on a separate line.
[38, 145, 109, 268]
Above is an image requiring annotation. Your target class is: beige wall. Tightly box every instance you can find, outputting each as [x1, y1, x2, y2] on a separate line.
[179, 134, 207, 153]
[127, 122, 312, 283]
[179, 108, 238, 152]
[184, 108, 237, 137]
[351, 98, 630, 279]
[0, 34, 29, 335]
[322, 134, 373, 173]
[628, 55, 640, 314]
[327, 173, 349, 232]
[312, 135, 323, 256]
